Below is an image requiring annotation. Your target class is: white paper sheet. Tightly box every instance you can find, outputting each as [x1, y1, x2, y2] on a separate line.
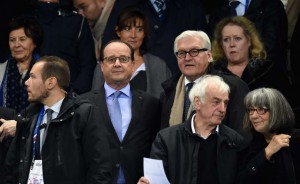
[143, 158, 170, 184]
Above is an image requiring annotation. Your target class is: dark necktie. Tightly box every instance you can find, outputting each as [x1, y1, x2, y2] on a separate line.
[183, 82, 194, 121]
[154, 0, 166, 19]
[110, 91, 122, 141]
[229, 1, 240, 16]
[38, 108, 53, 156]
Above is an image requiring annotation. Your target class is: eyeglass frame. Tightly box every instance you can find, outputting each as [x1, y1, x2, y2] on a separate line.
[103, 56, 132, 64]
[175, 48, 208, 59]
[247, 107, 270, 115]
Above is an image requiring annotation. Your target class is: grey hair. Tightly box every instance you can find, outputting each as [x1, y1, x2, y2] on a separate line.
[243, 88, 295, 133]
[174, 30, 211, 53]
[189, 75, 230, 107]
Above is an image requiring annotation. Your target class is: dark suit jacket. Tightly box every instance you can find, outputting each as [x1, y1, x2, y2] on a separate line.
[0, 107, 16, 184]
[79, 86, 160, 184]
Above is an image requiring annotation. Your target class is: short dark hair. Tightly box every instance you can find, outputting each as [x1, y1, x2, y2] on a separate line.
[8, 15, 43, 53]
[115, 6, 149, 54]
[243, 88, 295, 133]
[101, 39, 135, 61]
[36, 56, 70, 90]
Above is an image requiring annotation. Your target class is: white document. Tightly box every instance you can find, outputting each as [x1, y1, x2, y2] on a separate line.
[143, 158, 170, 184]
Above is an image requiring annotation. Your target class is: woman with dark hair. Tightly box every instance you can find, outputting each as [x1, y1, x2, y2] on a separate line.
[93, 6, 171, 98]
[0, 16, 43, 113]
[237, 88, 300, 184]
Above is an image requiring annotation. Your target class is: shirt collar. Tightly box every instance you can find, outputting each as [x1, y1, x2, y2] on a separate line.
[191, 114, 219, 139]
[104, 82, 131, 98]
[184, 76, 203, 86]
[44, 98, 64, 115]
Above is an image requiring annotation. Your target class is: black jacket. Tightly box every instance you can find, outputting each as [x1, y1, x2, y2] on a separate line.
[236, 130, 300, 184]
[213, 58, 299, 113]
[3, 94, 112, 184]
[160, 63, 249, 137]
[150, 116, 244, 184]
[0, 107, 16, 184]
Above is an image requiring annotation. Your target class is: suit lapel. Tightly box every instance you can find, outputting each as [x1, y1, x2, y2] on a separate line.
[122, 90, 144, 143]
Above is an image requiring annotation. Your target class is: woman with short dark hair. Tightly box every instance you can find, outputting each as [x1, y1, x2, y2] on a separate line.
[0, 15, 42, 112]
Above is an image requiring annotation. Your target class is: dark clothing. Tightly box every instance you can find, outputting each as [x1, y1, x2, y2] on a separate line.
[1, 58, 35, 112]
[0, 107, 16, 184]
[160, 63, 249, 137]
[137, 0, 209, 74]
[236, 130, 300, 184]
[150, 116, 244, 184]
[101, 0, 209, 74]
[3, 94, 112, 184]
[209, 0, 288, 75]
[29, 3, 97, 94]
[79, 87, 161, 184]
[213, 58, 299, 109]
[197, 133, 218, 184]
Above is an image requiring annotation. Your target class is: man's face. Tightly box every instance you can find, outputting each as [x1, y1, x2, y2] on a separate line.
[25, 62, 49, 103]
[74, 0, 105, 26]
[101, 42, 134, 87]
[194, 85, 229, 126]
[176, 36, 212, 81]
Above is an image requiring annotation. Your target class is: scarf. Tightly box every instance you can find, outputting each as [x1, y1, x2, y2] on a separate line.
[169, 74, 193, 126]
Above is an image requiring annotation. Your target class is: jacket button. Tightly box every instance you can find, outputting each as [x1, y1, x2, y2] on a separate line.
[20, 160, 23, 163]
[154, 25, 159, 29]
[251, 166, 256, 172]
[21, 136, 25, 140]
[120, 146, 123, 150]
[115, 163, 120, 168]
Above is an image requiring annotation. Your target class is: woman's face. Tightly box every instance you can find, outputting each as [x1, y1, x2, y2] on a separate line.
[221, 24, 250, 65]
[9, 28, 36, 63]
[116, 18, 145, 52]
[248, 106, 270, 134]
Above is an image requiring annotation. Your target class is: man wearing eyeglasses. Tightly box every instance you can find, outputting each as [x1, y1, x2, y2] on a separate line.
[79, 40, 160, 184]
[160, 30, 250, 139]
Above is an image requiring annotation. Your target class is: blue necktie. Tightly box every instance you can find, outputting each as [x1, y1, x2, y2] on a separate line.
[110, 91, 126, 183]
[154, 0, 166, 19]
[183, 82, 194, 121]
[39, 108, 53, 155]
[229, 1, 240, 16]
[111, 91, 122, 141]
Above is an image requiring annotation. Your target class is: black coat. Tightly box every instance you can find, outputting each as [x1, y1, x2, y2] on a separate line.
[0, 107, 16, 184]
[151, 116, 244, 184]
[3, 95, 112, 184]
[79, 86, 161, 184]
[236, 130, 300, 184]
[213, 59, 299, 115]
[160, 63, 249, 138]
[29, 3, 97, 94]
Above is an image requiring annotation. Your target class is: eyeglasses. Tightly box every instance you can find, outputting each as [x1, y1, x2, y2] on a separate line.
[247, 107, 269, 115]
[175, 48, 208, 59]
[103, 56, 131, 64]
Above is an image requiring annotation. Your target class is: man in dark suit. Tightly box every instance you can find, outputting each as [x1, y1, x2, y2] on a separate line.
[80, 40, 160, 183]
